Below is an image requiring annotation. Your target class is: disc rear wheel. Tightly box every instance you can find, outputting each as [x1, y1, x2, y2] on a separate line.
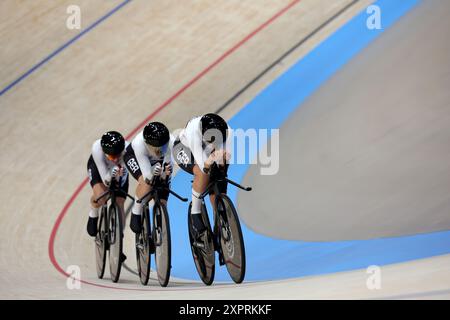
[188, 203, 215, 285]
[216, 195, 246, 284]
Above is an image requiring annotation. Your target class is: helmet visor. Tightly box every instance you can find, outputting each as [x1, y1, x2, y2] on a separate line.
[106, 153, 120, 162]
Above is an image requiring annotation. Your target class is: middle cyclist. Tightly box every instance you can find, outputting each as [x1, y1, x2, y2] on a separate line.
[124, 122, 174, 235]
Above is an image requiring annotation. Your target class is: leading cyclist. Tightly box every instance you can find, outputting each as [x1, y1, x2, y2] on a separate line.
[172, 113, 231, 239]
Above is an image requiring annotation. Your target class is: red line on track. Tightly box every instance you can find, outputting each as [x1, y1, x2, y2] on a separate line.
[48, 0, 301, 291]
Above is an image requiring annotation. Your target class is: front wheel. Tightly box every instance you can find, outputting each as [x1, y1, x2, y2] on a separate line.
[95, 206, 107, 279]
[108, 203, 123, 283]
[136, 204, 151, 285]
[215, 194, 246, 284]
[153, 203, 171, 287]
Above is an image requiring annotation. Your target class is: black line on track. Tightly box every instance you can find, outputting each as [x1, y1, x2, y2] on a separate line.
[123, 0, 361, 281]
[214, 0, 361, 114]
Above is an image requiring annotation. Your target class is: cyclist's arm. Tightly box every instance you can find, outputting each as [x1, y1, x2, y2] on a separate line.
[165, 134, 177, 166]
[132, 135, 153, 182]
[203, 126, 232, 170]
[161, 135, 175, 180]
[183, 117, 208, 173]
[217, 126, 232, 164]
[118, 141, 130, 176]
[92, 140, 112, 185]
[191, 129, 208, 173]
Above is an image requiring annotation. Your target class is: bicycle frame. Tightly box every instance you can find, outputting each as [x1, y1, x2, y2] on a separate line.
[133, 170, 187, 286]
[94, 178, 133, 233]
[94, 177, 135, 205]
[136, 175, 188, 207]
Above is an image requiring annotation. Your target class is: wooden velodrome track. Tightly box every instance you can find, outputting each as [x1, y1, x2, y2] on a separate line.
[1, 0, 449, 299]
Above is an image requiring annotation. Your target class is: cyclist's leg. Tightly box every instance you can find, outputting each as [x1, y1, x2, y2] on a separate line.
[116, 173, 129, 230]
[207, 163, 229, 211]
[87, 155, 107, 236]
[85, 183, 107, 237]
[127, 175, 145, 233]
[191, 165, 209, 233]
[124, 144, 151, 233]
[192, 164, 209, 208]
[88, 155, 108, 208]
[90, 183, 108, 207]
[136, 175, 151, 200]
[129, 175, 155, 233]
[172, 138, 206, 233]
[124, 143, 150, 206]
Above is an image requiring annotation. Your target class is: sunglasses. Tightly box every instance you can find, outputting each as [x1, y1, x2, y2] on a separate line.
[146, 143, 169, 156]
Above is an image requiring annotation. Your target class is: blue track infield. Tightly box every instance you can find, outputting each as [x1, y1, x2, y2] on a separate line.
[166, 0, 450, 282]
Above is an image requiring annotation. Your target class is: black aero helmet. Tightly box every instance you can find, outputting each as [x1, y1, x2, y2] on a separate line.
[201, 113, 228, 143]
[101, 131, 125, 156]
[143, 122, 170, 147]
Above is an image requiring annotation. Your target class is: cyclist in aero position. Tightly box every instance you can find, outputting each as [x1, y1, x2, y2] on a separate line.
[86, 131, 129, 238]
[124, 122, 174, 234]
[172, 113, 231, 238]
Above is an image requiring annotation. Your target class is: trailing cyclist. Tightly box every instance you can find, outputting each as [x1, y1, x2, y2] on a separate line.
[86, 131, 129, 238]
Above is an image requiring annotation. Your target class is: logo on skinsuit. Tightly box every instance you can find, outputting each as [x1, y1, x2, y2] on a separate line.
[177, 150, 190, 166]
[127, 159, 140, 173]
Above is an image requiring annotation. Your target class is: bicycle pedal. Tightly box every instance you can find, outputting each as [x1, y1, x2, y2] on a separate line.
[193, 241, 205, 249]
